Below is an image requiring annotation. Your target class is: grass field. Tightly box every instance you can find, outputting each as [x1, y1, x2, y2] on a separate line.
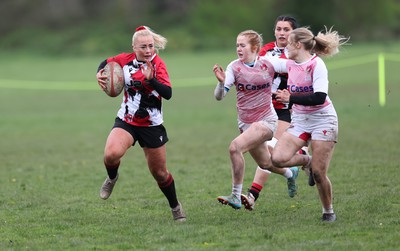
[0, 43, 400, 251]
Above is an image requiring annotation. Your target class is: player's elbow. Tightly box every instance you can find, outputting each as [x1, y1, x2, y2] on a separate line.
[164, 92, 172, 100]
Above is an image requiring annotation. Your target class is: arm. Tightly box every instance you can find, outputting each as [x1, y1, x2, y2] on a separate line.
[213, 64, 227, 100]
[290, 92, 327, 106]
[275, 89, 327, 106]
[96, 59, 108, 91]
[214, 82, 226, 100]
[142, 59, 172, 100]
[262, 55, 288, 74]
[147, 78, 172, 100]
[97, 60, 107, 73]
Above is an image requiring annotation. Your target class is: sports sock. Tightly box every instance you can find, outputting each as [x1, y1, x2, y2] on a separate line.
[249, 182, 263, 201]
[283, 168, 294, 179]
[158, 173, 178, 208]
[322, 205, 334, 214]
[232, 184, 242, 199]
[105, 161, 120, 180]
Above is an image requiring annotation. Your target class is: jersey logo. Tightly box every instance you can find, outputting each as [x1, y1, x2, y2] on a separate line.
[288, 84, 314, 93]
[260, 63, 268, 71]
[237, 83, 270, 91]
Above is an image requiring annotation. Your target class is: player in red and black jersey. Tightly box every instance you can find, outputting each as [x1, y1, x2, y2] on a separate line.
[96, 26, 186, 221]
[259, 15, 298, 124]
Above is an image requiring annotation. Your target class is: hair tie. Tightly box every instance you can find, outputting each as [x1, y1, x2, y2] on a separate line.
[135, 26, 146, 32]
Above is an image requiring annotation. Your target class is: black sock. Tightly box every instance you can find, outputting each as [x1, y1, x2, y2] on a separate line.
[158, 173, 178, 208]
[249, 183, 263, 201]
[105, 161, 120, 179]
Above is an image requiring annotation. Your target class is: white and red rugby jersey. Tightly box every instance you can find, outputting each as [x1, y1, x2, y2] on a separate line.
[287, 55, 332, 114]
[107, 53, 171, 126]
[223, 56, 286, 123]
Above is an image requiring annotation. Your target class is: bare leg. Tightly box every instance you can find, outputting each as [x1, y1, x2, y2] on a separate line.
[144, 145, 186, 221]
[248, 118, 291, 179]
[252, 166, 270, 185]
[310, 140, 335, 212]
[229, 122, 273, 185]
[144, 145, 168, 183]
[271, 131, 309, 168]
[100, 128, 134, 199]
[217, 122, 273, 209]
[104, 128, 134, 166]
[144, 146, 178, 207]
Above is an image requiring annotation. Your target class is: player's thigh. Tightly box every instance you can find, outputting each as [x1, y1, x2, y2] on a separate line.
[273, 131, 305, 162]
[232, 122, 273, 153]
[249, 142, 271, 167]
[310, 140, 335, 172]
[275, 120, 290, 139]
[105, 128, 134, 156]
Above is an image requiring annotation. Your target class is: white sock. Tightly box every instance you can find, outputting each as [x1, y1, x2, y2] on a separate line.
[257, 166, 272, 174]
[232, 184, 242, 198]
[283, 168, 293, 178]
[322, 205, 334, 214]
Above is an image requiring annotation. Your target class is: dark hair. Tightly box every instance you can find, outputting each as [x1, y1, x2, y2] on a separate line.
[274, 15, 299, 30]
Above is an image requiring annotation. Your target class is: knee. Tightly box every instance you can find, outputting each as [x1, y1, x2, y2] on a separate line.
[152, 169, 169, 183]
[228, 140, 241, 156]
[104, 147, 123, 165]
[312, 169, 325, 184]
[271, 152, 284, 167]
[258, 159, 273, 169]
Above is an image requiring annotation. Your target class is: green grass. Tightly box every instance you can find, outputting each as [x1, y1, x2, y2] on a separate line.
[0, 44, 400, 251]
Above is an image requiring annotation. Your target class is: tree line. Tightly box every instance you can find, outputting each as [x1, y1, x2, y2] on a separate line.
[1, 0, 398, 55]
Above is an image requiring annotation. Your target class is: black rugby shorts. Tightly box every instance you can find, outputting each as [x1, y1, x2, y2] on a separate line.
[113, 118, 169, 148]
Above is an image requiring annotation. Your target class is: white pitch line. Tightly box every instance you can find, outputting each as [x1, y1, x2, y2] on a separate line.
[0, 77, 217, 90]
[1, 54, 399, 91]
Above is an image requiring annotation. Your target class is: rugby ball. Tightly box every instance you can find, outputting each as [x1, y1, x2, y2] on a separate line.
[102, 62, 124, 97]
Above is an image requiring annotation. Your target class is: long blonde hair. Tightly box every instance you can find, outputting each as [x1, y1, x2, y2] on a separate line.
[132, 26, 167, 51]
[290, 26, 349, 57]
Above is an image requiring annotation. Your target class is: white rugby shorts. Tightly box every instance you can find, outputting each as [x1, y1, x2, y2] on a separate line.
[238, 114, 278, 144]
[288, 105, 338, 142]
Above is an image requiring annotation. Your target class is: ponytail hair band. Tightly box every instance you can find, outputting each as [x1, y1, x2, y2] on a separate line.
[136, 26, 147, 32]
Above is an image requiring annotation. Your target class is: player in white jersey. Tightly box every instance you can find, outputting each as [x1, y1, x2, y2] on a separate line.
[213, 30, 311, 210]
[272, 27, 349, 222]
[241, 15, 305, 211]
